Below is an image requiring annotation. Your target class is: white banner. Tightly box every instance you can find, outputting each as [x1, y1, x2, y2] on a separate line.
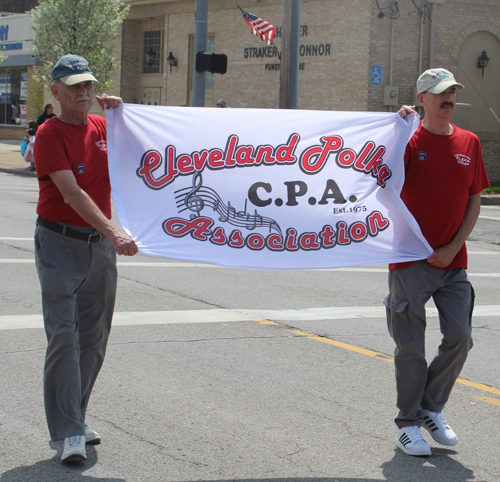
[106, 106, 432, 270]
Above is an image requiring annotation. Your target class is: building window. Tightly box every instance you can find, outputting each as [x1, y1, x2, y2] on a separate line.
[0, 67, 27, 125]
[142, 30, 163, 74]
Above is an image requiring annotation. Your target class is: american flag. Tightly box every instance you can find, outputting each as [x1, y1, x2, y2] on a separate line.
[236, 4, 276, 46]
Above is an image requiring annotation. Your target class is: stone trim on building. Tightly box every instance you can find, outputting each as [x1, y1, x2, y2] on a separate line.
[451, 21, 500, 59]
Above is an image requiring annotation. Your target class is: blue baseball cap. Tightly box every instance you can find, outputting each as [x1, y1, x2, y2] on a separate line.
[51, 54, 98, 85]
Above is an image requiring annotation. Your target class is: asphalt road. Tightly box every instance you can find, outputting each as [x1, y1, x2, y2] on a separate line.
[1, 172, 499, 482]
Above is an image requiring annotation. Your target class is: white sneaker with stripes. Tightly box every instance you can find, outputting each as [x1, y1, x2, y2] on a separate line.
[396, 426, 432, 456]
[421, 408, 458, 446]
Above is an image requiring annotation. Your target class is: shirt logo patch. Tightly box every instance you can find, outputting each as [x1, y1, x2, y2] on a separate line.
[418, 151, 427, 161]
[77, 164, 85, 174]
[455, 154, 471, 166]
[96, 140, 107, 151]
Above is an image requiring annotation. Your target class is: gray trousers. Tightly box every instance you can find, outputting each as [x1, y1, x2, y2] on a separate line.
[35, 223, 117, 441]
[384, 261, 474, 428]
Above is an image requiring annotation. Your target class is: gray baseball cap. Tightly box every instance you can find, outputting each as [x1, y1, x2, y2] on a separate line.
[51, 54, 98, 85]
[416, 68, 464, 94]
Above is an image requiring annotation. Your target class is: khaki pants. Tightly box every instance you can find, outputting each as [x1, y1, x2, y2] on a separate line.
[384, 261, 474, 428]
[35, 223, 117, 441]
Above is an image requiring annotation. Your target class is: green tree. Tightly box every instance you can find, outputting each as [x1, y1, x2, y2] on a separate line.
[0, 44, 7, 65]
[31, 0, 130, 92]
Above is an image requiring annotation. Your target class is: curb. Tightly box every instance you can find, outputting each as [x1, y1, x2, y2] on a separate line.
[481, 196, 500, 206]
[0, 166, 37, 177]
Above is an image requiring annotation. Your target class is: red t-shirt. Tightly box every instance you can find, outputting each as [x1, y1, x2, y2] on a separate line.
[34, 115, 111, 227]
[389, 123, 489, 271]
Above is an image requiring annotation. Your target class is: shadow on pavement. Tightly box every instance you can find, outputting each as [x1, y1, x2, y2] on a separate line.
[379, 447, 481, 481]
[0, 445, 125, 482]
[0, 446, 482, 482]
[173, 450, 480, 482]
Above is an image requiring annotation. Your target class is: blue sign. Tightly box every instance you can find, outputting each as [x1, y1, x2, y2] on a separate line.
[1, 43, 22, 51]
[0, 94, 12, 104]
[371, 65, 382, 86]
[0, 73, 12, 82]
[0, 25, 8, 41]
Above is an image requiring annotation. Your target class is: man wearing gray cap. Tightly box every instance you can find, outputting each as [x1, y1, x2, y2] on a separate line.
[34, 54, 138, 462]
[385, 68, 489, 457]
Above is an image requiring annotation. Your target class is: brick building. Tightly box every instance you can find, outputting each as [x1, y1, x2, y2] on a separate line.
[2, 0, 499, 180]
[116, 0, 499, 180]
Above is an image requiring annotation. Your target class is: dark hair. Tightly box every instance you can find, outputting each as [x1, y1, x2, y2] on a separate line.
[27, 129, 35, 136]
[27, 120, 38, 133]
[43, 104, 53, 114]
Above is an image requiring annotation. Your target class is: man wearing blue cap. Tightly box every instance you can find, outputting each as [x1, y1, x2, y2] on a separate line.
[386, 69, 489, 457]
[34, 54, 138, 462]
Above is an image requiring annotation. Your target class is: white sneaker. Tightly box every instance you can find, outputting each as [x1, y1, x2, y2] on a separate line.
[421, 408, 458, 446]
[85, 425, 101, 445]
[61, 435, 87, 462]
[396, 426, 432, 456]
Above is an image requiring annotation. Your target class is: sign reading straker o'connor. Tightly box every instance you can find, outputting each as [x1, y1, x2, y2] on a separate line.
[106, 106, 432, 270]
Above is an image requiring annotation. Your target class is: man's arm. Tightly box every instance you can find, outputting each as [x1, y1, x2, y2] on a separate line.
[426, 193, 481, 269]
[49, 170, 138, 256]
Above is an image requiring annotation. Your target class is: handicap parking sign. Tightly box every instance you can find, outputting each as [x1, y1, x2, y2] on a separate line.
[371, 65, 382, 86]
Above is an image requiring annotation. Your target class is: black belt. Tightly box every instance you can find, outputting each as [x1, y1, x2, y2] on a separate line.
[37, 217, 103, 243]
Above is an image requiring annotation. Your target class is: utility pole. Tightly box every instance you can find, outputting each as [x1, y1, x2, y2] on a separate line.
[279, 0, 301, 109]
[192, 0, 208, 107]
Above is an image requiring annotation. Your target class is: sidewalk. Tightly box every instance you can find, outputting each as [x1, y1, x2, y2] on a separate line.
[1, 139, 499, 204]
[0, 139, 37, 177]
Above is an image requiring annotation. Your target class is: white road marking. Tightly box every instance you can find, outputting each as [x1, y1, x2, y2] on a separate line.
[0, 259, 34, 263]
[478, 215, 500, 221]
[118, 261, 225, 268]
[0, 238, 33, 241]
[1, 258, 500, 276]
[468, 252, 500, 255]
[1, 305, 498, 330]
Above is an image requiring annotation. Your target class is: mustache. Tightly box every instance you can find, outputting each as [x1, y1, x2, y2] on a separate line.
[441, 101, 454, 108]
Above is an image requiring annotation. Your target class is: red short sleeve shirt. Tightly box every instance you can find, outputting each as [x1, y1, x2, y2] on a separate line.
[34, 115, 111, 227]
[390, 123, 490, 271]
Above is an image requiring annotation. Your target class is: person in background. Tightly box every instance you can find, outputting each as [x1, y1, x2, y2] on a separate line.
[216, 99, 227, 108]
[34, 54, 138, 463]
[386, 68, 489, 457]
[11, 101, 19, 124]
[37, 103, 56, 126]
[23, 120, 37, 171]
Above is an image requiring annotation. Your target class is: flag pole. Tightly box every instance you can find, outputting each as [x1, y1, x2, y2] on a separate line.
[192, 0, 208, 107]
[279, 0, 301, 109]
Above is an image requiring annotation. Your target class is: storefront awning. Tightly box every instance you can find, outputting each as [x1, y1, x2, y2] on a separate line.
[0, 54, 43, 67]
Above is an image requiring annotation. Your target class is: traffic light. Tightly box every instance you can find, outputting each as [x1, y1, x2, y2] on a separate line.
[196, 52, 227, 75]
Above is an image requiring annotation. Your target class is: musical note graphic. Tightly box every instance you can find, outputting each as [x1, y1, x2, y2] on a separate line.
[219, 202, 236, 222]
[184, 171, 204, 219]
[175, 174, 282, 236]
[245, 210, 262, 230]
[237, 199, 248, 218]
